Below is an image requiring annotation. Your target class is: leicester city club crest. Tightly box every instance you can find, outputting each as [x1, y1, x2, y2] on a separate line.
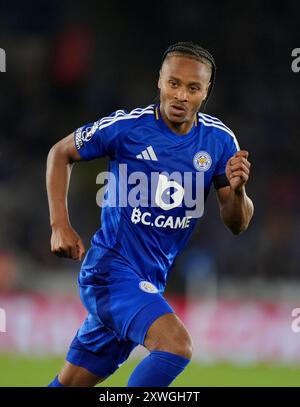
[139, 281, 159, 294]
[193, 151, 212, 172]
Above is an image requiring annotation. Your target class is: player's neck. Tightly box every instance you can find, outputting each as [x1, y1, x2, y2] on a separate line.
[159, 106, 194, 135]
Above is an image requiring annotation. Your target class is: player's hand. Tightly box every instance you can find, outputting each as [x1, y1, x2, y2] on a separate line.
[50, 224, 86, 261]
[225, 150, 251, 192]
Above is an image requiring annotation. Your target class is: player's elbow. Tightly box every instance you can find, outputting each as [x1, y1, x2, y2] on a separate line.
[47, 143, 62, 168]
[230, 223, 248, 235]
[226, 220, 249, 235]
[221, 204, 254, 235]
[47, 143, 59, 161]
[47, 144, 56, 168]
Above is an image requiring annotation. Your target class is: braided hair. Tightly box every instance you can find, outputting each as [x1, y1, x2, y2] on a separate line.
[161, 41, 216, 111]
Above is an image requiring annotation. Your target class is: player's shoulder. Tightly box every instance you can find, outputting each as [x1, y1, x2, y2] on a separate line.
[197, 112, 239, 147]
[97, 105, 155, 131]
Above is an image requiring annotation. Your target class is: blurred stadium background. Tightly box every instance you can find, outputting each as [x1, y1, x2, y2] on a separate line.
[1, 0, 300, 386]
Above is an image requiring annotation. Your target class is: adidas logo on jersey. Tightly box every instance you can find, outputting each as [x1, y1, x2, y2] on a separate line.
[136, 145, 158, 161]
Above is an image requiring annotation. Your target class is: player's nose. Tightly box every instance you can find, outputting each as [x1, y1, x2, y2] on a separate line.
[175, 88, 188, 101]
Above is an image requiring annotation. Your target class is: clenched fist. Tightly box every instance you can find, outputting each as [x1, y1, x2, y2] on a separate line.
[51, 225, 86, 261]
[225, 150, 251, 192]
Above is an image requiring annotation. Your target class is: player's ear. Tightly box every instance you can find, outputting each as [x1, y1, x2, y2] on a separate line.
[203, 81, 211, 100]
[158, 70, 162, 90]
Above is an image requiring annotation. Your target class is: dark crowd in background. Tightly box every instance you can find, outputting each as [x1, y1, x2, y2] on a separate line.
[0, 0, 299, 292]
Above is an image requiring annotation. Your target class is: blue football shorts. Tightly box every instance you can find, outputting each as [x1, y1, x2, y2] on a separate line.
[66, 263, 174, 378]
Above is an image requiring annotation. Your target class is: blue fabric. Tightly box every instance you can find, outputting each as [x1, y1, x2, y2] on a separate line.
[78, 267, 174, 344]
[66, 331, 137, 378]
[73, 104, 239, 288]
[67, 104, 238, 383]
[48, 375, 64, 387]
[127, 350, 190, 387]
[66, 266, 174, 378]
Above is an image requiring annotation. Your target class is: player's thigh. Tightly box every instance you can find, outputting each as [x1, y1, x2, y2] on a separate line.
[58, 361, 105, 387]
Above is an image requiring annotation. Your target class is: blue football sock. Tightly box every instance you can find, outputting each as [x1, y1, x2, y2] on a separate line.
[48, 375, 65, 387]
[127, 350, 190, 387]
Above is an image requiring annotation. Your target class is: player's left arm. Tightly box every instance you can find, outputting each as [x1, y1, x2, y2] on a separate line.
[216, 150, 254, 235]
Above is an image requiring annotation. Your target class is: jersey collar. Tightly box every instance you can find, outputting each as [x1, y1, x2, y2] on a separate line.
[154, 105, 198, 140]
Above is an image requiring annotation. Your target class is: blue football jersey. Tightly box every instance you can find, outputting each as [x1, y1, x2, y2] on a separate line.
[74, 105, 239, 292]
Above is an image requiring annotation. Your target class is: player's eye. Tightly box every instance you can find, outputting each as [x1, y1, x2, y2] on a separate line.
[190, 86, 200, 93]
[169, 80, 178, 88]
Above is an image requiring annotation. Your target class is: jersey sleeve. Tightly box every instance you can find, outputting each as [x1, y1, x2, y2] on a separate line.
[213, 130, 240, 190]
[74, 111, 124, 160]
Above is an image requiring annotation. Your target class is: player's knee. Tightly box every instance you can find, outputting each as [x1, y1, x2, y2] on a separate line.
[164, 332, 193, 359]
[156, 336, 193, 359]
[147, 328, 193, 359]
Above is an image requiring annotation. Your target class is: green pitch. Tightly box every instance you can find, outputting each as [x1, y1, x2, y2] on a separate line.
[0, 354, 299, 387]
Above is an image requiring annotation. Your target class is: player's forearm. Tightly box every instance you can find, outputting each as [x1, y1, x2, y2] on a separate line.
[220, 186, 254, 235]
[46, 144, 73, 228]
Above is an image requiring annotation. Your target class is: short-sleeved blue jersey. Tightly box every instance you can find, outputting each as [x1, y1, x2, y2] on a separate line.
[74, 105, 239, 292]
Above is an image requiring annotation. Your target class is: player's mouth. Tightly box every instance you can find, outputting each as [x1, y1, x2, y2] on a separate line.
[169, 103, 186, 116]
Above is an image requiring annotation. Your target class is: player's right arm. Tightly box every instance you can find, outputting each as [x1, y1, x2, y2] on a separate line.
[46, 133, 86, 261]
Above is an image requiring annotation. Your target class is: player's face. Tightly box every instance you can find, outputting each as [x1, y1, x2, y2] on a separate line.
[158, 55, 211, 133]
